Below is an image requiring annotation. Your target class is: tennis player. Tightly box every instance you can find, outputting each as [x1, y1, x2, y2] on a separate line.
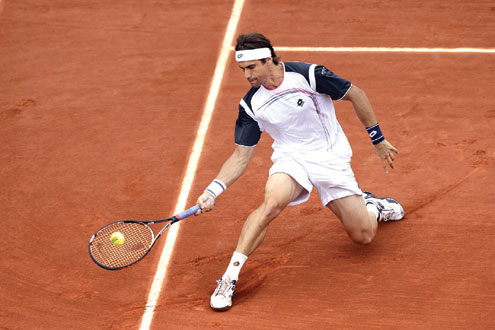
[196, 32, 405, 312]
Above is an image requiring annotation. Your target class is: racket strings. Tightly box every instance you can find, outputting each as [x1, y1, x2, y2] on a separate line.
[90, 222, 153, 269]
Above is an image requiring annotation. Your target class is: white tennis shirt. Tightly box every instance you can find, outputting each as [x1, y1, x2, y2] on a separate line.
[235, 61, 353, 162]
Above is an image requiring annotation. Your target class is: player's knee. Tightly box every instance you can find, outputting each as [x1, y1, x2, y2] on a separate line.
[353, 234, 374, 245]
[261, 197, 286, 220]
[349, 228, 375, 245]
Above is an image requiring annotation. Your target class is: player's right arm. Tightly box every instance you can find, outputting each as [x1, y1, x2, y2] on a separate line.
[197, 94, 261, 214]
[216, 145, 255, 187]
[196, 145, 255, 213]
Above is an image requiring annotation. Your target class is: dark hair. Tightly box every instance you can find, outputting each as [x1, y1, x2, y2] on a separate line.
[235, 32, 281, 65]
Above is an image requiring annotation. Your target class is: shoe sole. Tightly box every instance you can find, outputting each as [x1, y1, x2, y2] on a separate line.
[210, 303, 232, 312]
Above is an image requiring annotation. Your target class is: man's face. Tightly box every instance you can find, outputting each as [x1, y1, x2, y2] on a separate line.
[238, 59, 269, 88]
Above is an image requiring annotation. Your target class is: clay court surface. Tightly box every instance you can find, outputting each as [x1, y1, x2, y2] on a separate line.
[1, 0, 495, 329]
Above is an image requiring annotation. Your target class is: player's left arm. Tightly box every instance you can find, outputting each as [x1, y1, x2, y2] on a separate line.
[342, 85, 399, 173]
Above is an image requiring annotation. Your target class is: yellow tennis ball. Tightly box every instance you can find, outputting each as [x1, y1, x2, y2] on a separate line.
[110, 231, 125, 246]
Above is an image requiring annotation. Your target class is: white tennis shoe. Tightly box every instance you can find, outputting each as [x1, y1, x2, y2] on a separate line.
[210, 275, 237, 312]
[364, 191, 405, 222]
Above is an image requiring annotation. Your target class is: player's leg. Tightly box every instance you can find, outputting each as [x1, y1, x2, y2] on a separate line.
[327, 194, 378, 245]
[327, 191, 406, 244]
[235, 172, 305, 256]
[309, 158, 378, 244]
[210, 173, 304, 311]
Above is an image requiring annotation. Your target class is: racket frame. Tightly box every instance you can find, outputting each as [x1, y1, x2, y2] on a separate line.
[89, 202, 202, 270]
[89, 219, 175, 270]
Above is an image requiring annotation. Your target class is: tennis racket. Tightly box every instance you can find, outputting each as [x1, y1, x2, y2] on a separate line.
[89, 203, 203, 270]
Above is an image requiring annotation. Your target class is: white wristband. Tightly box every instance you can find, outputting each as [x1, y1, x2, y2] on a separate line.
[205, 179, 227, 199]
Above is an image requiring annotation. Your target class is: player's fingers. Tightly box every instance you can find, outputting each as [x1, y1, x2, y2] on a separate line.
[381, 158, 389, 173]
[195, 201, 204, 215]
[205, 199, 215, 211]
[384, 140, 399, 154]
[196, 196, 211, 215]
[201, 198, 216, 213]
[387, 155, 395, 169]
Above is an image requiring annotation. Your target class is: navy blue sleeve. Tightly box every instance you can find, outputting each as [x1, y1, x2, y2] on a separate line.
[234, 104, 262, 147]
[314, 66, 352, 100]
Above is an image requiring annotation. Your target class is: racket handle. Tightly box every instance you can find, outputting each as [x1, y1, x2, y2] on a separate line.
[176, 205, 200, 220]
[175, 199, 213, 220]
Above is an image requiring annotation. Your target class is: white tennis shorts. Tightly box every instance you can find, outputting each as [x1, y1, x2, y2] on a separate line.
[269, 155, 362, 206]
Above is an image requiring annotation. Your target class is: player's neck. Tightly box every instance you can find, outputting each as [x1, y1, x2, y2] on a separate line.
[263, 63, 284, 90]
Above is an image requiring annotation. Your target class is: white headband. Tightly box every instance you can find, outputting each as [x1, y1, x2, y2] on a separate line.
[235, 48, 272, 62]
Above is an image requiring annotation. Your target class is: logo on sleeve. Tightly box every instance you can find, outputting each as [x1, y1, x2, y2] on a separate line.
[297, 99, 305, 107]
[321, 67, 334, 77]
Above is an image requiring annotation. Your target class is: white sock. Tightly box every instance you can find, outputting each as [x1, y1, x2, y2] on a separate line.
[223, 251, 248, 281]
[366, 203, 380, 221]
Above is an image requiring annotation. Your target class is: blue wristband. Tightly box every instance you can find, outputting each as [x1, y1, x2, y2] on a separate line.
[366, 123, 385, 145]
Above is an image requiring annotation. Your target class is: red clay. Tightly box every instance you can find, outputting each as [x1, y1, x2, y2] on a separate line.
[1, 1, 494, 329]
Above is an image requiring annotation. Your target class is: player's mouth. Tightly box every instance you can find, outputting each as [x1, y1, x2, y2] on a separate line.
[247, 78, 259, 86]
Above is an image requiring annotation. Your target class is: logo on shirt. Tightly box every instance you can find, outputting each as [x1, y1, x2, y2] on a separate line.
[297, 99, 305, 107]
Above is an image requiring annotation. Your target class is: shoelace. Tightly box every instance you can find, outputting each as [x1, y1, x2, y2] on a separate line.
[366, 194, 401, 221]
[375, 200, 397, 220]
[215, 279, 234, 297]
[367, 200, 391, 221]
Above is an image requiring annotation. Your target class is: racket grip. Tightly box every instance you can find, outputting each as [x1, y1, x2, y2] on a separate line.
[175, 199, 213, 220]
[176, 205, 200, 220]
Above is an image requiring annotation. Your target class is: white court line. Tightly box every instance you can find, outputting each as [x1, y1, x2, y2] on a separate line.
[138, 0, 245, 329]
[275, 46, 495, 53]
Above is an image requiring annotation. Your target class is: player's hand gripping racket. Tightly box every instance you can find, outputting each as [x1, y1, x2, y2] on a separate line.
[89, 203, 203, 270]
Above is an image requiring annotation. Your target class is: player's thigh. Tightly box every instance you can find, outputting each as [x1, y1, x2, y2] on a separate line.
[264, 173, 305, 207]
[327, 194, 370, 232]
